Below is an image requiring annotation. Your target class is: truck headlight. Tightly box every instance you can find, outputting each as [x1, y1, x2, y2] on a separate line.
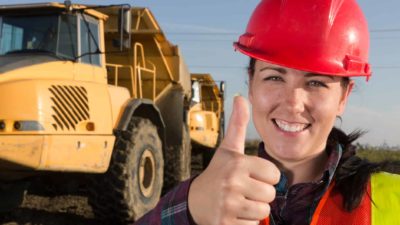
[0, 121, 5, 130]
[13, 121, 44, 131]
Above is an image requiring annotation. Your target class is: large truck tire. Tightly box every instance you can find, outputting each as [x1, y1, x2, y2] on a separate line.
[88, 117, 163, 224]
[191, 146, 214, 176]
[0, 181, 28, 213]
[162, 124, 191, 194]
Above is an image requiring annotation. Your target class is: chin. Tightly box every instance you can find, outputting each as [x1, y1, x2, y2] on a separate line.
[265, 142, 315, 162]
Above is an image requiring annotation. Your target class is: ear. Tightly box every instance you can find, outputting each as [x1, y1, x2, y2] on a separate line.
[337, 80, 354, 116]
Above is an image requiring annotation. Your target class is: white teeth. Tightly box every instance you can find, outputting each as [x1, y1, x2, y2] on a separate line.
[275, 119, 308, 132]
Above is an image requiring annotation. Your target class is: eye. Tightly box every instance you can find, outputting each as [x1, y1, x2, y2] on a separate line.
[263, 76, 284, 82]
[307, 80, 328, 88]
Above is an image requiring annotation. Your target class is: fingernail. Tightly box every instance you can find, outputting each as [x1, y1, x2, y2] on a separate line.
[234, 93, 242, 97]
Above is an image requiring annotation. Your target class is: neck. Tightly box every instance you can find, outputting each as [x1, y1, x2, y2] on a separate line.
[267, 150, 328, 186]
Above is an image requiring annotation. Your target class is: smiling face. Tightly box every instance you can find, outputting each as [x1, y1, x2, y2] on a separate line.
[249, 60, 354, 163]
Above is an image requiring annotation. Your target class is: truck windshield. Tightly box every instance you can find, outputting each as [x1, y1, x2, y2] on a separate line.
[0, 14, 77, 60]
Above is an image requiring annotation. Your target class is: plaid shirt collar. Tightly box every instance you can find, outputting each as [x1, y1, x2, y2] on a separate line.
[257, 142, 343, 192]
[258, 142, 343, 225]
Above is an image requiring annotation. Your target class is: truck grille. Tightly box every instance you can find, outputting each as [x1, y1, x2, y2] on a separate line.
[49, 85, 90, 131]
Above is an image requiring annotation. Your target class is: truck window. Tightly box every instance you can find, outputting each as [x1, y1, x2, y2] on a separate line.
[0, 20, 23, 53]
[192, 81, 201, 103]
[201, 85, 217, 101]
[0, 15, 58, 55]
[79, 15, 101, 66]
[0, 15, 77, 60]
[58, 14, 77, 59]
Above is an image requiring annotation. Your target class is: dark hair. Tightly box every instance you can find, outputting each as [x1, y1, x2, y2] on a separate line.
[327, 128, 374, 211]
[247, 57, 256, 78]
[327, 128, 400, 211]
[247, 57, 350, 88]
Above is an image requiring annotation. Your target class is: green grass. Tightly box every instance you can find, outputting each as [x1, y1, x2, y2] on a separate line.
[245, 140, 400, 174]
[357, 149, 400, 162]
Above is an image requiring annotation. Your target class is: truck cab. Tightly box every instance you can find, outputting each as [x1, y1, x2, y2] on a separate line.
[0, 3, 115, 175]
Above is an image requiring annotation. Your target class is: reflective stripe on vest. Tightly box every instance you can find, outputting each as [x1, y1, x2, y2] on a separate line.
[260, 172, 400, 225]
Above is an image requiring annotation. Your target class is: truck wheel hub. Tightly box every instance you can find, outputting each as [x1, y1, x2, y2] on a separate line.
[138, 149, 155, 197]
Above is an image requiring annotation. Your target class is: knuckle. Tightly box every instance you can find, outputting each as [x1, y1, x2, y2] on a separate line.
[262, 160, 281, 184]
[251, 157, 281, 184]
[264, 204, 271, 217]
[257, 184, 276, 203]
[240, 202, 252, 214]
[230, 154, 245, 168]
[222, 196, 237, 212]
[223, 176, 239, 192]
[270, 165, 281, 184]
[272, 171, 281, 184]
[240, 202, 271, 221]
[255, 204, 270, 220]
[264, 185, 276, 203]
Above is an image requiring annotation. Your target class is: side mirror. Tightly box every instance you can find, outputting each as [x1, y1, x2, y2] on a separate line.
[219, 81, 225, 98]
[118, 5, 131, 50]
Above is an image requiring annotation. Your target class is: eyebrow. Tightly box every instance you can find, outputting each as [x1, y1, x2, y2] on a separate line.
[259, 66, 287, 74]
[259, 66, 335, 80]
[305, 73, 335, 80]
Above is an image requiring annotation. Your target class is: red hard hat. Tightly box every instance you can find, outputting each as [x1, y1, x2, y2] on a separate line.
[234, 0, 372, 80]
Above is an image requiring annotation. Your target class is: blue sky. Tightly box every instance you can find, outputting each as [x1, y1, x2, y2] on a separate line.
[3, 0, 400, 146]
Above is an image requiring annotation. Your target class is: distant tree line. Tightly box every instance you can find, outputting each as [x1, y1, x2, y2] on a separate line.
[245, 140, 400, 174]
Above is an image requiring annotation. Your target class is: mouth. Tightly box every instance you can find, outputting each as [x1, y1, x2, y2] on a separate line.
[272, 119, 311, 133]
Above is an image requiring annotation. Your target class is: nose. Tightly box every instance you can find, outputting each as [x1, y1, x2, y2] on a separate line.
[283, 87, 306, 114]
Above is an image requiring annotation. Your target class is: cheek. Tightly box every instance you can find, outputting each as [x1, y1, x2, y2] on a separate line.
[250, 85, 279, 110]
[310, 94, 342, 123]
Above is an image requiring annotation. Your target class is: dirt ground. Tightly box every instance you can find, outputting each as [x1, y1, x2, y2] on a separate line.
[0, 192, 98, 225]
[0, 153, 207, 225]
[0, 171, 102, 225]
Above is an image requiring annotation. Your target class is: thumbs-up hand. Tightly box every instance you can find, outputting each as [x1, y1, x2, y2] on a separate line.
[188, 96, 281, 225]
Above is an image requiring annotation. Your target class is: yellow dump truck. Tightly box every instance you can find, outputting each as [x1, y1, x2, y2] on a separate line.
[189, 74, 225, 172]
[0, 2, 193, 223]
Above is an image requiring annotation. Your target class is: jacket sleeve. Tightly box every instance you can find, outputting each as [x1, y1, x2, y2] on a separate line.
[133, 178, 197, 225]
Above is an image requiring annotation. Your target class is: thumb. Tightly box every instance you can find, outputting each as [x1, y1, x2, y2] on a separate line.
[219, 95, 249, 154]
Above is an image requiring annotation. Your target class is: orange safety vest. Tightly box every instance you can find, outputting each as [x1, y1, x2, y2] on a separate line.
[260, 172, 400, 225]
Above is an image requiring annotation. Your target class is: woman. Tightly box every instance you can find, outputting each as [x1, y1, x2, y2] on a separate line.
[135, 0, 400, 224]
